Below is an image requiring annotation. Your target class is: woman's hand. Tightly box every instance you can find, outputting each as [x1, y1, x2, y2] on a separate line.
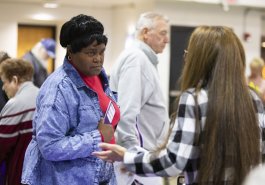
[92, 143, 127, 162]
[98, 119, 114, 143]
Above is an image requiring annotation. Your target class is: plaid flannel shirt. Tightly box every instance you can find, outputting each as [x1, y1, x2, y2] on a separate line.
[124, 88, 265, 185]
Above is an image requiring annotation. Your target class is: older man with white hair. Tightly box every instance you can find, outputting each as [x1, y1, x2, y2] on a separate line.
[110, 12, 170, 185]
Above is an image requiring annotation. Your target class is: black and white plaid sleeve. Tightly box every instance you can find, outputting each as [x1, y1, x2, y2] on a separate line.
[123, 89, 206, 178]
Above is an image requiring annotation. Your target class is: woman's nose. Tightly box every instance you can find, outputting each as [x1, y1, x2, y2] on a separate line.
[93, 54, 102, 63]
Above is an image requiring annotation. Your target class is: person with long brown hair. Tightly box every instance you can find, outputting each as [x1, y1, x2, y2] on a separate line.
[93, 26, 265, 185]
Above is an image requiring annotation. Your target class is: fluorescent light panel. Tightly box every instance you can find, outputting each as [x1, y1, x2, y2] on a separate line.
[43, 3, 59, 8]
[32, 13, 55, 21]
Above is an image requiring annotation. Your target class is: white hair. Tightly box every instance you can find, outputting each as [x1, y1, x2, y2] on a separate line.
[135, 12, 169, 38]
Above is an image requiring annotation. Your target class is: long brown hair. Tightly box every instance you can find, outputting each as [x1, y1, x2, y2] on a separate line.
[179, 26, 260, 185]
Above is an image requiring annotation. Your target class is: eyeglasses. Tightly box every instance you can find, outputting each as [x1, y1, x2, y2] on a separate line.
[183, 50, 188, 58]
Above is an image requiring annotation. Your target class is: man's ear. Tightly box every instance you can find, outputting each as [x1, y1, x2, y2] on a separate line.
[12, 76, 18, 84]
[142, 28, 149, 35]
[142, 28, 149, 41]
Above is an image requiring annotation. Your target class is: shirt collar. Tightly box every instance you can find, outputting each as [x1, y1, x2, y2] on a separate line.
[134, 40, 158, 66]
[15, 81, 34, 96]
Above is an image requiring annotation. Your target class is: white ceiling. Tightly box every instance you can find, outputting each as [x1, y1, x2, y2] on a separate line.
[0, 0, 148, 8]
[0, 0, 265, 10]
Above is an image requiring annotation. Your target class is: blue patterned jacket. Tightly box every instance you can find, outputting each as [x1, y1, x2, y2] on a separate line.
[22, 58, 117, 185]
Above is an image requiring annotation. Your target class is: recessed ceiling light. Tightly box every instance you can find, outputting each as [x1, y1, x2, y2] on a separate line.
[32, 13, 54, 21]
[262, 42, 265, 48]
[43, 3, 59, 9]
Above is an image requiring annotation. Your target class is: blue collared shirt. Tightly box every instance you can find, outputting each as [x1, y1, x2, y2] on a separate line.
[22, 58, 117, 185]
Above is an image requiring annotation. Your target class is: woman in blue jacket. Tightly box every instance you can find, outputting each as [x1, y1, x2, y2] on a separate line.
[22, 14, 120, 185]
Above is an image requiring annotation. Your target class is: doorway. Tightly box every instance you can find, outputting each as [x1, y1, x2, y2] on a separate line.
[17, 24, 56, 73]
[169, 26, 195, 115]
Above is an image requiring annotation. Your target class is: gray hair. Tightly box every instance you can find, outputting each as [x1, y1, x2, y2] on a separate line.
[135, 12, 169, 37]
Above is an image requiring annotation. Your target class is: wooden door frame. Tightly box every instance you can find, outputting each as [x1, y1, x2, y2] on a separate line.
[17, 24, 56, 72]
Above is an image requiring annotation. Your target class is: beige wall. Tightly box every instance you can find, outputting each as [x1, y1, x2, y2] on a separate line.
[154, 1, 264, 106]
[0, 2, 113, 72]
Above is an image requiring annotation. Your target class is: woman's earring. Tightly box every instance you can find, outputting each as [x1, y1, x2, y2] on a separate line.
[67, 55, 72, 61]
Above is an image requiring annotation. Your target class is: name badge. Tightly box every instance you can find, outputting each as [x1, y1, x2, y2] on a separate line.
[104, 101, 115, 124]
